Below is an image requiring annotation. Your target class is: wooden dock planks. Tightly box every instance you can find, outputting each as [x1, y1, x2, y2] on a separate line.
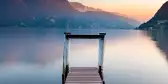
[65, 67, 103, 84]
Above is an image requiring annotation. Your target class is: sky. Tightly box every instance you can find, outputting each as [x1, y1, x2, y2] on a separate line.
[69, 0, 168, 22]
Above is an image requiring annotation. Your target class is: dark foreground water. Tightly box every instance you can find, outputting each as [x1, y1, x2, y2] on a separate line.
[0, 28, 168, 84]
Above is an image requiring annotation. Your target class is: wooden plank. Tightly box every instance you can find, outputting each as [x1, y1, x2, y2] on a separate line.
[68, 73, 100, 77]
[66, 77, 102, 81]
[70, 67, 98, 70]
[66, 81, 103, 84]
[66, 82, 103, 84]
[70, 67, 98, 72]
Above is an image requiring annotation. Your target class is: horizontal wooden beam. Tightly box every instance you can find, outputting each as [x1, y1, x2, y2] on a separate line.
[64, 32, 106, 39]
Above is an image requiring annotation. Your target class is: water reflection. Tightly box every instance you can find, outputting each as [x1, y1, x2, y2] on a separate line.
[148, 28, 168, 61]
[0, 28, 65, 65]
[0, 28, 168, 84]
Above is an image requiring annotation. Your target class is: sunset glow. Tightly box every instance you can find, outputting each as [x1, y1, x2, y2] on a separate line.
[69, 0, 168, 22]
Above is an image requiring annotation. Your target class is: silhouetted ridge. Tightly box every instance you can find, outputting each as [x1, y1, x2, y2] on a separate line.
[139, 1, 168, 29]
[154, 1, 168, 20]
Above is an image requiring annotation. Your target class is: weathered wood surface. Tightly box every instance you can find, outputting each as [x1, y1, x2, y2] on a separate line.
[65, 67, 103, 84]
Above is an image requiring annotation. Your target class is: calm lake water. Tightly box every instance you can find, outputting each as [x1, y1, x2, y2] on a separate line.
[0, 28, 168, 84]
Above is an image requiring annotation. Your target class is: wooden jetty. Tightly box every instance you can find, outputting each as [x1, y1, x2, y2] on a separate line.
[62, 32, 106, 84]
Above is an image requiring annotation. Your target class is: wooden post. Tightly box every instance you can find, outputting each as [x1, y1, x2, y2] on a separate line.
[98, 33, 105, 68]
[98, 33, 105, 84]
[62, 32, 70, 84]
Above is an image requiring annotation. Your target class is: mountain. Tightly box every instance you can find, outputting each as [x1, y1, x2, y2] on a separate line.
[154, 1, 168, 20]
[70, 2, 102, 12]
[112, 13, 140, 27]
[0, 0, 140, 28]
[70, 2, 140, 27]
[0, 0, 76, 26]
[23, 0, 76, 16]
[0, 0, 29, 26]
[139, 1, 168, 29]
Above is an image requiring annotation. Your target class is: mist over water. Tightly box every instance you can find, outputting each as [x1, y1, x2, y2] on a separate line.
[0, 28, 168, 84]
